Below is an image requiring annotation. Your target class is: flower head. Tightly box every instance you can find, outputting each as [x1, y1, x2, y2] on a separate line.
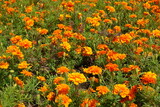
[57, 66, 69, 74]
[83, 66, 102, 75]
[55, 84, 70, 95]
[140, 71, 157, 84]
[96, 86, 110, 96]
[68, 72, 87, 85]
[55, 94, 72, 107]
[113, 84, 130, 98]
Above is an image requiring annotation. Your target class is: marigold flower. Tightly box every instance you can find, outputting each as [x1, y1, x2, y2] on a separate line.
[47, 92, 55, 101]
[17, 39, 32, 49]
[10, 36, 22, 44]
[37, 76, 46, 81]
[18, 61, 29, 69]
[113, 84, 130, 98]
[105, 63, 119, 72]
[25, 6, 32, 13]
[140, 71, 157, 84]
[113, 26, 121, 33]
[82, 46, 93, 56]
[60, 42, 71, 51]
[37, 28, 48, 35]
[121, 67, 131, 73]
[105, 6, 115, 12]
[25, 19, 34, 27]
[57, 66, 69, 74]
[38, 85, 48, 92]
[20, 70, 33, 76]
[57, 51, 69, 57]
[80, 98, 100, 107]
[0, 61, 9, 69]
[68, 72, 87, 85]
[134, 47, 143, 55]
[83, 66, 102, 75]
[6, 45, 24, 59]
[53, 77, 65, 84]
[17, 103, 25, 107]
[118, 33, 132, 44]
[55, 94, 72, 107]
[128, 103, 138, 107]
[56, 84, 70, 95]
[152, 29, 160, 37]
[129, 14, 137, 18]
[96, 86, 110, 95]
[13, 77, 24, 88]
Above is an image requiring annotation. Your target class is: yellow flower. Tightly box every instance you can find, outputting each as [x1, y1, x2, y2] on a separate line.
[140, 71, 157, 84]
[68, 72, 87, 85]
[60, 42, 71, 51]
[18, 61, 29, 69]
[113, 84, 130, 98]
[0, 61, 9, 69]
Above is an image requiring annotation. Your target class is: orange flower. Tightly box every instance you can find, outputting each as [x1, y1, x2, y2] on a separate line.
[134, 47, 143, 55]
[55, 84, 70, 94]
[113, 26, 121, 33]
[82, 46, 93, 56]
[57, 51, 69, 58]
[129, 103, 138, 107]
[10, 36, 22, 44]
[60, 42, 71, 51]
[17, 103, 25, 107]
[18, 61, 29, 69]
[140, 71, 157, 84]
[25, 19, 34, 26]
[37, 28, 48, 35]
[68, 72, 87, 85]
[129, 14, 137, 18]
[96, 86, 110, 95]
[152, 29, 160, 37]
[118, 33, 132, 44]
[47, 92, 55, 101]
[83, 66, 102, 75]
[80, 98, 99, 107]
[6, 45, 24, 59]
[17, 39, 32, 49]
[97, 44, 109, 50]
[53, 77, 65, 84]
[55, 94, 72, 107]
[37, 76, 46, 81]
[105, 6, 115, 12]
[121, 67, 131, 73]
[105, 63, 119, 72]
[25, 6, 32, 13]
[38, 85, 48, 92]
[0, 61, 9, 69]
[57, 66, 69, 74]
[20, 70, 33, 76]
[13, 77, 24, 88]
[113, 84, 130, 98]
